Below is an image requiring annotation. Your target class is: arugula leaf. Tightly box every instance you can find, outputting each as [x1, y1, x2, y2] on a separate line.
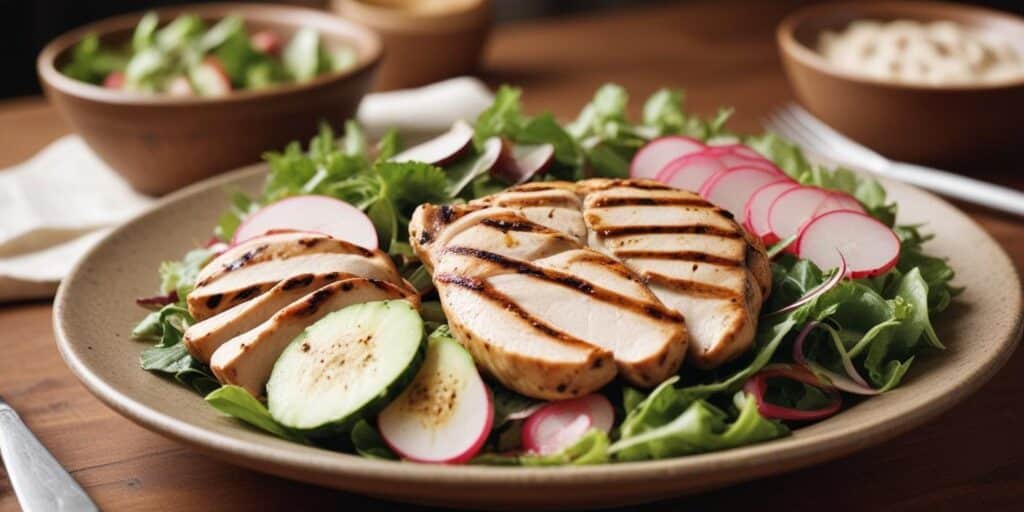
[521, 430, 610, 466]
[609, 392, 786, 461]
[474, 85, 525, 148]
[206, 385, 309, 443]
[134, 304, 219, 396]
[350, 419, 397, 459]
[157, 246, 217, 298]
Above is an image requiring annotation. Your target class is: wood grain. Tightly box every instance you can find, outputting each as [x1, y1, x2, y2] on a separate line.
[2, 1, 1022, 510]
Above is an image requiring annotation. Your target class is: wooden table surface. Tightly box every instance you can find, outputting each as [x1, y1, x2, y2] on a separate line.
[2, 1, 1023, 510]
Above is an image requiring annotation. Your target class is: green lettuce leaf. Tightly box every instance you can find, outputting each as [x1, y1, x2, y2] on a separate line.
[206, 385, 308, 443]
[350, 419, 397, 459]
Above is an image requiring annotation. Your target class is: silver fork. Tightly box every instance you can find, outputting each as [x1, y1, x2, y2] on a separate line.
[0, 395, 98, 512]
[765, 103, 1024, 217]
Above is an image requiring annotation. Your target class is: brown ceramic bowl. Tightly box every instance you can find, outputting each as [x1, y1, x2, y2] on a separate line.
[38, 3, 382, 196]
[777, 2, 1024, 166]
[330, 0, 490, 91]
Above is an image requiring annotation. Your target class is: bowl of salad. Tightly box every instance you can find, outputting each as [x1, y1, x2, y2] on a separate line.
[37, 3, 381, 195]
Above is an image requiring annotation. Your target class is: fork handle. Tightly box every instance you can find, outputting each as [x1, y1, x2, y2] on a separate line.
[0, 407, 98, 512]
[881, 162, 1024, 217]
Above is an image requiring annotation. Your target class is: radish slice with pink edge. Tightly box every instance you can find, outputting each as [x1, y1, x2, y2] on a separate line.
[744, 182, 801, 244]
[827, 192, 865, 213]
[796, 210, 900, 278]
[378, 335, 494, 464]
[767, 186, 832, 242]
[815, 193, 867, 216]
[717, 143, 764, 160]
[655, 153, 727, 193]
[391, 120, 474, 166]
[522, 394, 614, 455]
[699, 167, 791, 222]
[231, 195, 377, 249]
[491, 142, 555, 184]
[630, 136, 705, 180]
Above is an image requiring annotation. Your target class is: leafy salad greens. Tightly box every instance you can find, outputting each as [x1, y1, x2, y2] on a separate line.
[132, 84, 958, 465]
[63, 12, 357, 94]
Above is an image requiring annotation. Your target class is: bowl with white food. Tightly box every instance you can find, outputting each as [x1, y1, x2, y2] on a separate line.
[777, 1, 1024, 166]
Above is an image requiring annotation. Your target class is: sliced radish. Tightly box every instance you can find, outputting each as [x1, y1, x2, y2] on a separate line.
[745, 182, 801, 245]
[826, 192, 865, 213]
[167, 75, 194, 97]
[630, 136, 705, 180]
[251, 30, 283, 56]
[767, 186, 832, 243]
[103, 71, 125, 90]
[522, 394, 614, 455]
[190, 57, 232, 97]
[699, 167, 790, 222]
[796, 210, 900, 278]
[655, 153, 727, 193]
[716, 143, 764, 160]
[232, 195, 377, 249]
[391, 120, 473, 166]
[378, 335, 493, 464]
[491, 142, 555, 184]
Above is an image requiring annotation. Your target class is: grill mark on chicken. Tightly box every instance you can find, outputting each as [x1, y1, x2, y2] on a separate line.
[205, 293, 223, 310]
[444, 245, 685, 321]
[612, 250, 743, 267]
[588, 196, 713, 208]
[292, 286, 335, 317]
[481, 195, 581, 209]
[643, 272, 742, 299]
[562, 251, 646, 283]
[592, 224, 743, 239]
[435, 272, 608, 353]
[582, 180, 675, 192]
[282, 274, 315, 290]
[480, 218, 545, 233]
[233, 285, 262, 302]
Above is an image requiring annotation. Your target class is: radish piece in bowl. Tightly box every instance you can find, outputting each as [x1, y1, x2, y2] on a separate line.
[391, 120, 474, 166]
[232, 195, 378, 249]
[796, 210, 900, 278]
[656, 153, 727, 193]
[699, 166, 790, 222]
[630, 136, 705, 180]
[522, 394, 614, 455]
[378, 334, 493, 464]
[745, 182, 801, 244]
[767, 186, 832, 242]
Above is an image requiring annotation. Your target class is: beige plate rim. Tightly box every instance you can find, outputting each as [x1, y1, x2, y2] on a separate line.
[53, 163, 1023, 506]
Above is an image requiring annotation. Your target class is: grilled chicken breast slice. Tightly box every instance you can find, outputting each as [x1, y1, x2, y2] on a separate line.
[210, 278, 418, 397]
[411, 204, 687, 399]
[188, 231, 403, 320]
[579, 179, 770, 368]
[471, 187, 587, 244]
[183, 272, 346, 363]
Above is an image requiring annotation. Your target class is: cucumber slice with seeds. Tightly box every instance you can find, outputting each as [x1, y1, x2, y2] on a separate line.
[267, 300, 424, 437]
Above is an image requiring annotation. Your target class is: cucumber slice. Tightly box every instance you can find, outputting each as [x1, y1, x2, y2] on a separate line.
[283, 28, 320, 82]
[378, 330, 493, 463]
[267, 300, 425, 437]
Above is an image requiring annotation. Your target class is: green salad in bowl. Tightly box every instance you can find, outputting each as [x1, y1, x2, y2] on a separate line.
[62, 11, 357, 96]
[130, 84, 958, 465]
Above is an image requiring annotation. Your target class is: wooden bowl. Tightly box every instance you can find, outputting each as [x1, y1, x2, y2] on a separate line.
[330, 0, 491, 91]
[777, 2, 1024, 166]
[37, 3, 382, 196]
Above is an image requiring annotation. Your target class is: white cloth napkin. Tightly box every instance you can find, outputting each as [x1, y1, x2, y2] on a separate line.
[0, 76, 494, 302]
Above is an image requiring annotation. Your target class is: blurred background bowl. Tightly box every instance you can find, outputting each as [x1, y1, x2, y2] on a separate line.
[331, 0, 490, 91]
[777, 1, 1024, 167]
[38, 3, 381, 196]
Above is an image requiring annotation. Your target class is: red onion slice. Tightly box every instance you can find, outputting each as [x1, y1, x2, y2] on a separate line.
[793, 321, 880, 396]
[742, 364, 842, 421]
[767, 253, 847, 317]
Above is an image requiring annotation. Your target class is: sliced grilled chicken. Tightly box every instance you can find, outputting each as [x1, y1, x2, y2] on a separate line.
[471, 186, 587, 244]
[210, 278, 418, 397]
[183, 272, 345, 363]
[410, 204, 687, 399]
[188, 231, 403, 321]
[579, 179, 771, 368]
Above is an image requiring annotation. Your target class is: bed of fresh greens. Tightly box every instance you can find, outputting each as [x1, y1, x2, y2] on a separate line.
[63, 11, 357, 95]
[132, 84, 958, 465]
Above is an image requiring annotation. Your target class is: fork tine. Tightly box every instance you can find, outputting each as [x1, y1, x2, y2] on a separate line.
[784, 105, 889, 169]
